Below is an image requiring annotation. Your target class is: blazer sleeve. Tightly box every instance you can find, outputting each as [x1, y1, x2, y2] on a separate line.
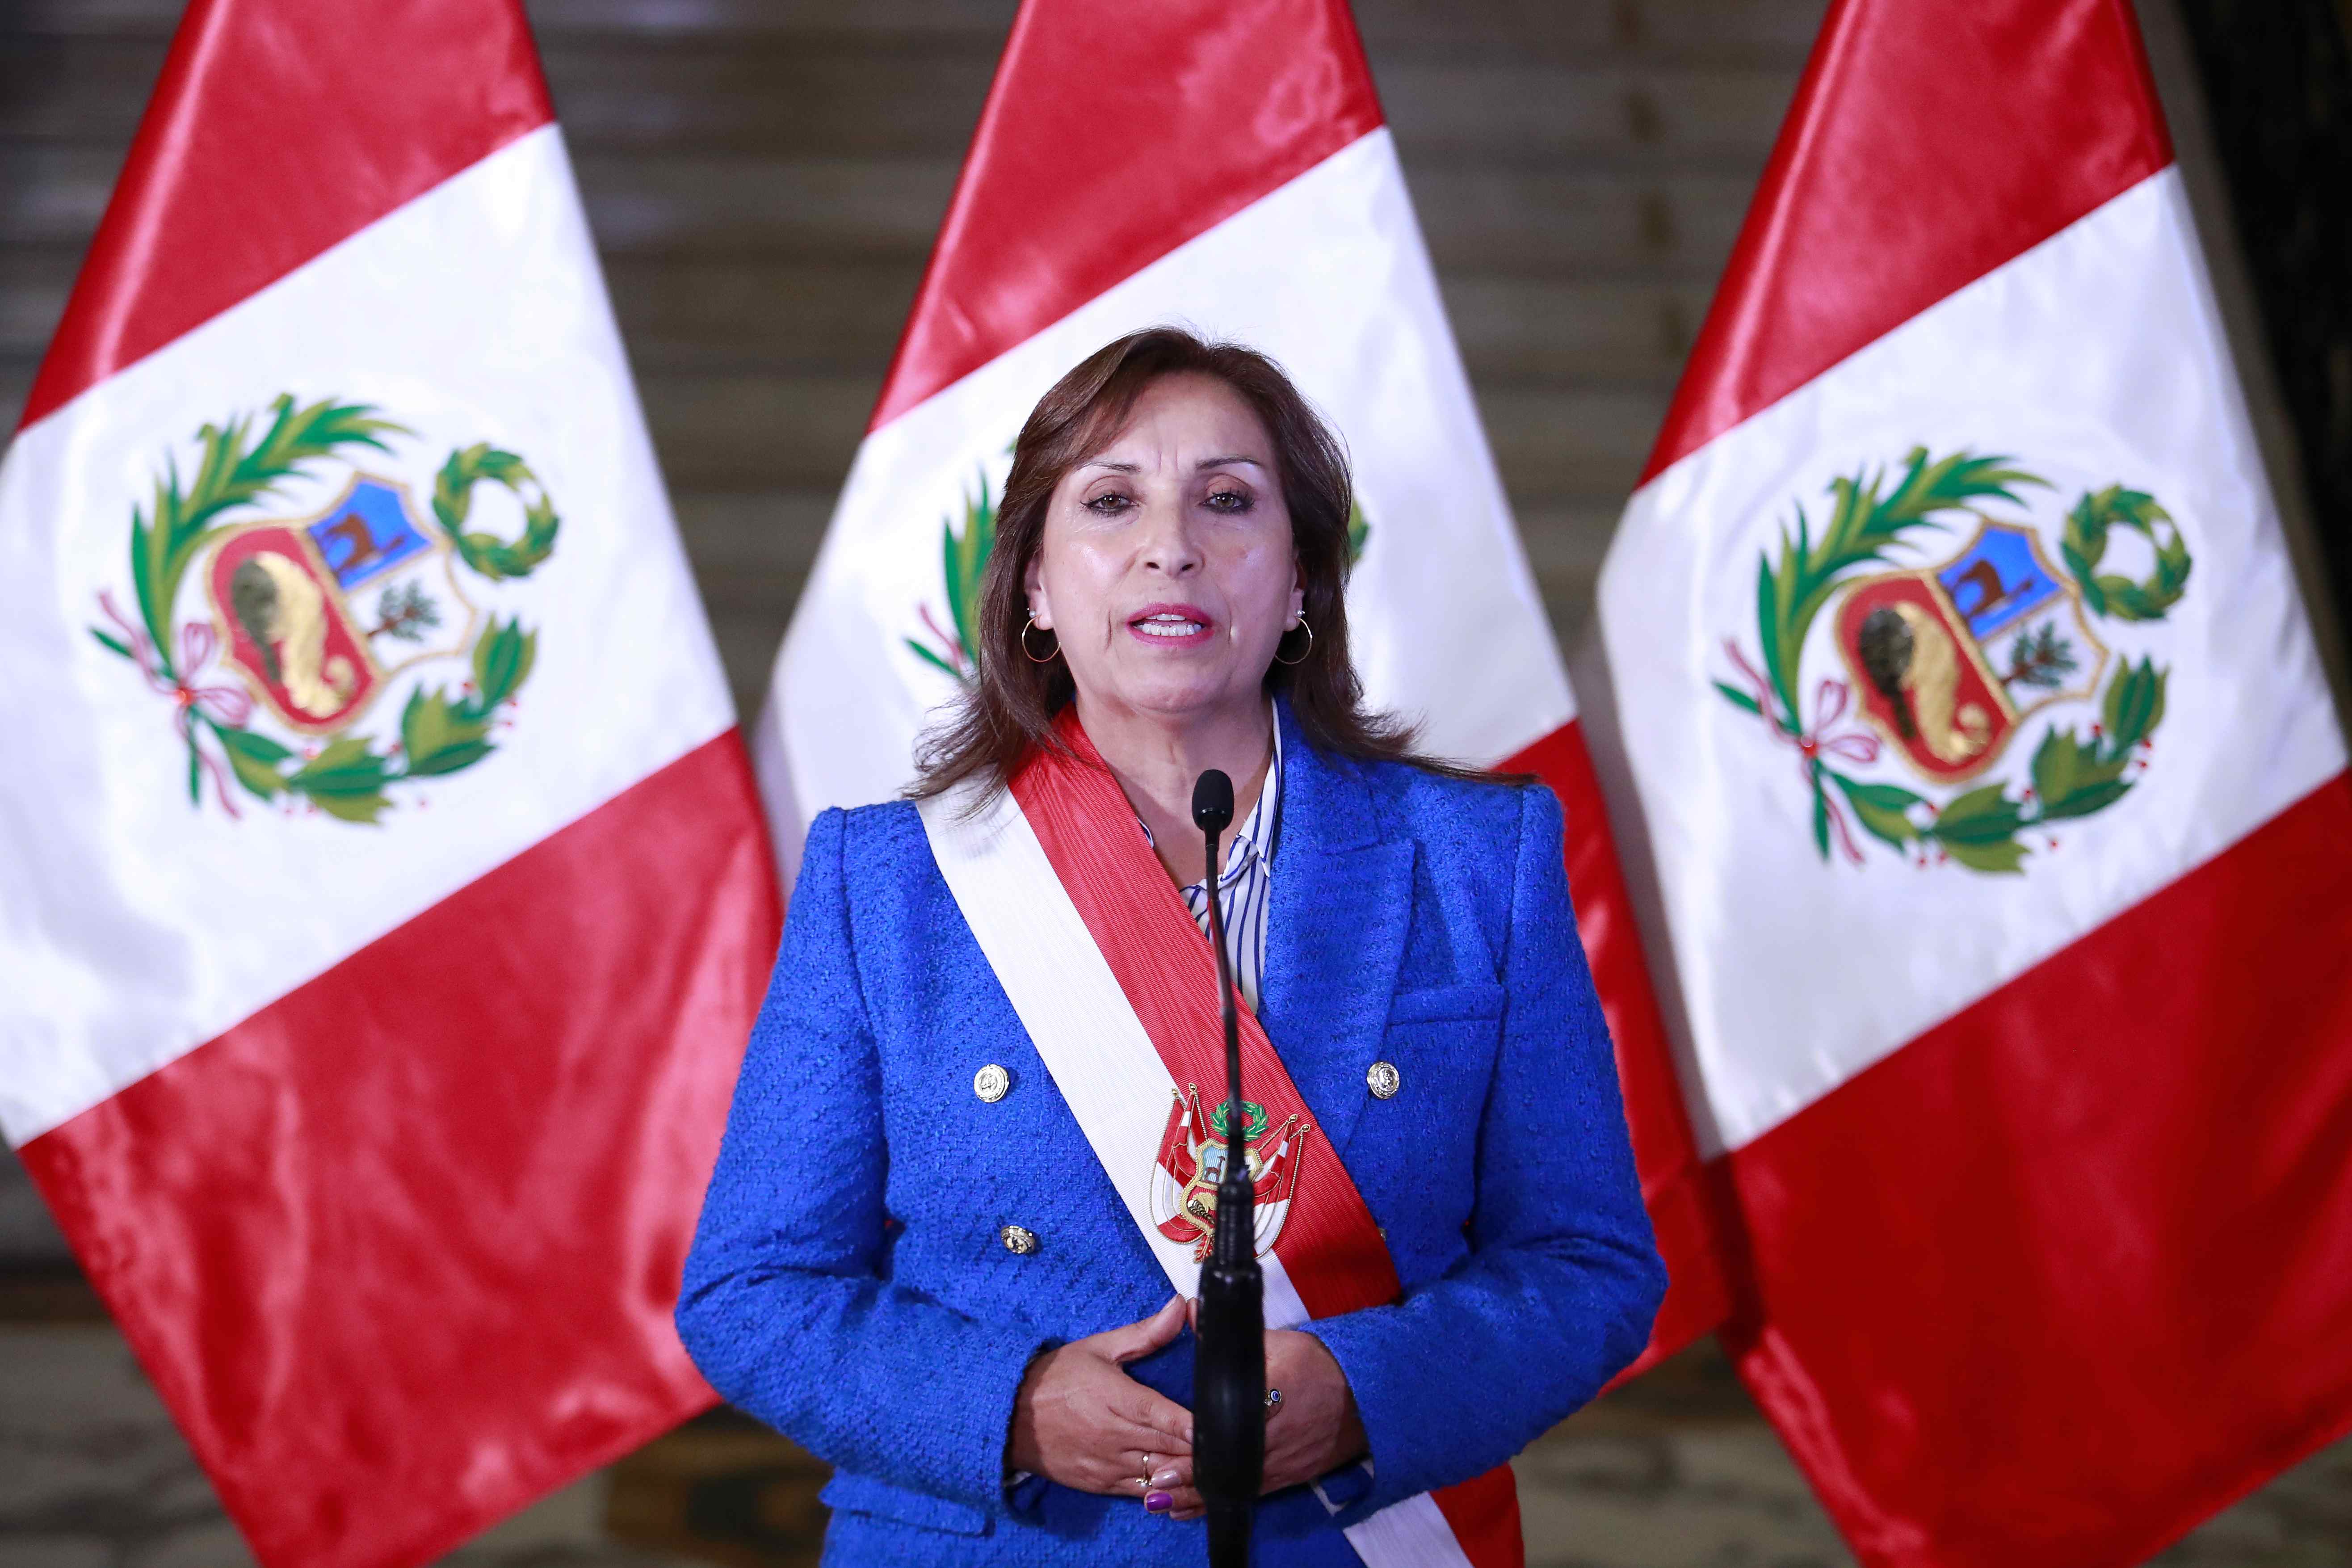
[675, 807, 1054, 1515]
[1304, 783, 1669, 1513]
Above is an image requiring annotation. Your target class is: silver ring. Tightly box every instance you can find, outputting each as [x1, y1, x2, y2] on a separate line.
[1264, 1387, 1283, 1412]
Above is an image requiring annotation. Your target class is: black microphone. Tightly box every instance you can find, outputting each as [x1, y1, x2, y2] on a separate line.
[1189, 769, 1262, 1568]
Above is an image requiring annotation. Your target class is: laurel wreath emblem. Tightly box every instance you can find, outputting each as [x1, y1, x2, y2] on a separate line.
[2062, 483, 2191, 622]
[433, 443, 559, 581]
[90, 395, 559, 824]
[1207, 1099, 1272, 1143]
[1716, 448, 2189, 874]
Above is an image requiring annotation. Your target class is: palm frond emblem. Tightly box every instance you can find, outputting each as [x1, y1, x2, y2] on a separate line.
[907, 468, 996, 684]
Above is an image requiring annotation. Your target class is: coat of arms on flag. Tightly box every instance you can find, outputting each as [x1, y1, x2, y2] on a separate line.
[1714, 447, 2190, 873]
[1, 0, 783, 1562]
[1594, 0, 2352, 1559]
[88, 395, 559, 824]
[1149, 1084, 1309, 1261]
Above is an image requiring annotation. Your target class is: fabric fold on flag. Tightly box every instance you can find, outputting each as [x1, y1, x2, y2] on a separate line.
[0, 4, 780, 1565]
[1590, 1, 2352, 1563]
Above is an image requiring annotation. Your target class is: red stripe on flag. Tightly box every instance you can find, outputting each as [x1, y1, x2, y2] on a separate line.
[1722, 774, 2352, 1568]
[869, 0, 1384, 430]
[1502, 720, 1737, 1373]
[21, 0, 554, 431]
[18, 735, 780, 1568]
[1639, 0, 2171, 483]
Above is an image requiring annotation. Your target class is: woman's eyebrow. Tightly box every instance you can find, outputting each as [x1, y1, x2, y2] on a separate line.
[1077, 459, 1141, 474]
[1195, 454, 1267, 471]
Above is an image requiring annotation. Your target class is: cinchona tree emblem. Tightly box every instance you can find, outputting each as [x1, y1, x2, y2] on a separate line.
[91, 395, 561, 824]
[1716, 448, 2190, 874]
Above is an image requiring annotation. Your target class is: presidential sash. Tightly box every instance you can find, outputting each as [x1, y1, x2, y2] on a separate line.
[918, 712, 1521, 1568]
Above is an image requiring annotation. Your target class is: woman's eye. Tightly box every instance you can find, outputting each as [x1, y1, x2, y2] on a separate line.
[1083, 492, 1134, 516]
[1204, 488, 1253, 514]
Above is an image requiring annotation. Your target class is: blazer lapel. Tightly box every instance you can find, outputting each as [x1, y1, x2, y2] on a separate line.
[1257, 700, 1413, 1162]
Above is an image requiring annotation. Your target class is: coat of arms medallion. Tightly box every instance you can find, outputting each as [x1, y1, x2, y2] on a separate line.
[1717, 448, 2190, 873]
[1149, 1084, 1310, 1262]
[91, 396, 560, 824]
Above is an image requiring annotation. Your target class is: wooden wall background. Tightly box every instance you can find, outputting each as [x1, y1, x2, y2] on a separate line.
[8, 5, 2352, 1567]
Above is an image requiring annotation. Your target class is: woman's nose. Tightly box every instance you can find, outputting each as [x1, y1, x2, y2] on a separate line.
[1137, 502, 1203, 576]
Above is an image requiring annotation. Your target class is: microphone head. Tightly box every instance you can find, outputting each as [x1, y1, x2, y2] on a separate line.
[1192, 769, 1235, 834]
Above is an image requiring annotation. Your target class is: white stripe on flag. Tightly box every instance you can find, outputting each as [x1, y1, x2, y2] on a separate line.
[1598, 168, 2344, 1153]
[0, 126, 731, 1145]
[767, 130, 1566, 853]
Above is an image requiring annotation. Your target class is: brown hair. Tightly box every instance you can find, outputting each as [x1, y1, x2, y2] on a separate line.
[909, 326, 1496, 799]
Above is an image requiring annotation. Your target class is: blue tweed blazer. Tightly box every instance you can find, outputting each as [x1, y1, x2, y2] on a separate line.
[677, 701, 1667, 1566]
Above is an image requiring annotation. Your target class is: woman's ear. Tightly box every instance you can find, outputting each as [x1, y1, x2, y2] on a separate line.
[1024, 556, 1051, 631]
[1289, 556, 1306, 628]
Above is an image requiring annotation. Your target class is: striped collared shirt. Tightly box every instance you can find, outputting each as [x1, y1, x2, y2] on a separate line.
[1138, 714, 1282, 1011]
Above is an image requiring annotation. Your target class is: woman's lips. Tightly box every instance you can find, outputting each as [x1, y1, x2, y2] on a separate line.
[1126, 603, 1215, 648]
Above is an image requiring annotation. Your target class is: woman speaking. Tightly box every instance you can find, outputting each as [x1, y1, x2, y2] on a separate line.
[677, 328, 1667, 1565]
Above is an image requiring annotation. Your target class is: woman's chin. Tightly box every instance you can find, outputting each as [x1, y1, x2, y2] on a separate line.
[1083, 663, 1262, 723]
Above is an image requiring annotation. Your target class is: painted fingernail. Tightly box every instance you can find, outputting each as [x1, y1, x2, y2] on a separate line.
[1145, 1490, 1173, 1513]
[1151, 1467, 1181, 1488]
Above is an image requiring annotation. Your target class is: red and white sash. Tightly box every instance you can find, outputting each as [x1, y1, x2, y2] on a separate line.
[917, 713, 1521, 1568]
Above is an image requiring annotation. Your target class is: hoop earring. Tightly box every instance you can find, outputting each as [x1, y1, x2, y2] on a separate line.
[1021, 612, 1060, 663]
[1273, 616, 1313, 666]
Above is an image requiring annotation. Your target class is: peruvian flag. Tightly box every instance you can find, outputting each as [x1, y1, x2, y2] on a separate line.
[0, 3, 778, 1566]
[752, 0, 1734, 1375]
[1592, 0, 2352, 1562]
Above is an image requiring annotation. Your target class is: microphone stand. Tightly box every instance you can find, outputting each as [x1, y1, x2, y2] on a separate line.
[1190, 770, 1263, 1568]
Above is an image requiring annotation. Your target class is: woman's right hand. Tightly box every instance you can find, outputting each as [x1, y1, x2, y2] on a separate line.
[1008, 1295, 1194, 1499]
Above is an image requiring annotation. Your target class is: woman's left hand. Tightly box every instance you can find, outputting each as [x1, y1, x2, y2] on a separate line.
[1153, 1326, 1367, 1523]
